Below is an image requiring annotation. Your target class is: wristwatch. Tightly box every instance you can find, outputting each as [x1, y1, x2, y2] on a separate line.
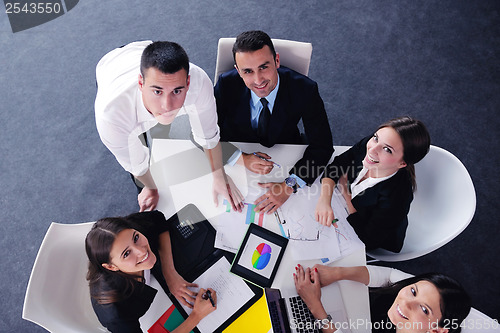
[284, 176, 298, 193]
[314, 314, 333, 328]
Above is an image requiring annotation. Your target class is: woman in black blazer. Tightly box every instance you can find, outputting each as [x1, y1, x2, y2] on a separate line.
[85, 211, 216, 333]
[315, 117, 430, 252]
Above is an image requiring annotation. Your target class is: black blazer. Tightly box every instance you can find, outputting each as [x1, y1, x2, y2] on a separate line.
[91, 282, 157, 333]
[91, 211, 171, 332]
[215, 66, 334, 185]
[323, 136, 413, 252]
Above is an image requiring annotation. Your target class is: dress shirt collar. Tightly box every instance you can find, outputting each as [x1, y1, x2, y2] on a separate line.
[250, 74, 280, 112]
[350, 167, 398, 199]
[144, 269, 151, 286]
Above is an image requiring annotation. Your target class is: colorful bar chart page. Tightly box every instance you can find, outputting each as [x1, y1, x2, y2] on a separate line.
[215, 195, 268, 253]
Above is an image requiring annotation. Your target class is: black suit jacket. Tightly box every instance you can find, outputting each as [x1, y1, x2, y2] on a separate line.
[215, 66, 334, 185]
[323, 136, 413, 252]
[91, 282, 157, 333]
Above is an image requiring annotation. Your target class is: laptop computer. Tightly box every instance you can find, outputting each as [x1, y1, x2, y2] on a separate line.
[265, 282, 351, 333]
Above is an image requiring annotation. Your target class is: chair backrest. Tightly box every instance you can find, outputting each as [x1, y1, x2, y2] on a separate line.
[462, 308, 500, 332]
[23, 222, 109, 333]
[367, 145, 476, 261]
[214, 37, 313, 84]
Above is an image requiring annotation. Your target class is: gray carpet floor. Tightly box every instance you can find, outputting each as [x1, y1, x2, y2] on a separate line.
[1, 0, 498, 331]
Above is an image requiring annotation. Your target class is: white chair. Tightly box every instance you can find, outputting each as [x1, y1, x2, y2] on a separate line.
[214, 37, 313, 84]
[367, 145, 476, 261]
[23, 222, 109, 333]
[462, 308, 500, 332]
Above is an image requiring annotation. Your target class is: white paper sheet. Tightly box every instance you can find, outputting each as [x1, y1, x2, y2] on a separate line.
[277, 178, 364, 262]
[214, 186, 270, 253]
[320, 187, 364, 264]
[180, 257, 254, 333]
[277, 181, 341, 260]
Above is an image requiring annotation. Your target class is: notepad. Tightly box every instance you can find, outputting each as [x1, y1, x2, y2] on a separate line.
[180, 257, 254, 333]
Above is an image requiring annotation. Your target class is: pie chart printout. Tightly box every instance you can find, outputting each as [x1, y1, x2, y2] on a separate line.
[252, 243, 272, 270]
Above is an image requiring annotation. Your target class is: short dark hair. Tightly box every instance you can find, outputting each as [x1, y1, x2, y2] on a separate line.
[140, 41, 189, 78]
[232, 30, 276, 64]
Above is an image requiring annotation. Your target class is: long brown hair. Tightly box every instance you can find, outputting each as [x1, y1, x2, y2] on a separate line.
[85, 217, 145, 304]
[378, 116, 431, 190]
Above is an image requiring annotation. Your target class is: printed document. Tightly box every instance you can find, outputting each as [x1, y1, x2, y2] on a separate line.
[181, 257, 254, 333]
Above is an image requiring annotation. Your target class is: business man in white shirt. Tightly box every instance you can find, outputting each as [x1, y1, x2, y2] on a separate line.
[95, 40, 243, 212]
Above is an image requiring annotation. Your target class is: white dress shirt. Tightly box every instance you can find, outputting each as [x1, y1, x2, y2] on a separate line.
[95, 40, 220, 176]
[249, 76, 280, 129]
[367, 265, 413, 287]
[144, 269, 151, 286]
[350, 167, 398, 199]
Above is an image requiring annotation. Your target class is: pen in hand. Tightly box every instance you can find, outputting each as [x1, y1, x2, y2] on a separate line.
[252, 152, 281, 168]
[206, 289, 215, 307]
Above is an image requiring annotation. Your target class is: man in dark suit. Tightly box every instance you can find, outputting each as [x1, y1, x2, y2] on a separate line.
[214, 30, 334, 214]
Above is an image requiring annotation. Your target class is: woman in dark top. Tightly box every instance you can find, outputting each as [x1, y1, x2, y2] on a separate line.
[85, 210, 216, 333]
[315, 116, 431, 252]
[294, 264, 471, 333]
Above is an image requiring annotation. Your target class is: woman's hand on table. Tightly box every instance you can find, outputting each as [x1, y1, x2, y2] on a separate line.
[338, 174, 357, 214]
[294, 265, 323, 314]
[294, 265, 338, 333]
[164, 268, 198, 308]
[315, 196, 336, 227]
[311, 264, 343, 287]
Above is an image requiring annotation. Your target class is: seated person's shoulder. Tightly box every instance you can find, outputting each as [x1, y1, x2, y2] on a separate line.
[377, 169, 414, 205]
[218, 67, 240, 82]
[127, 210, 167, 228]
[278, 66, 318, 88]
[91, 298, 144, 333]
[393, 169, 414, 193]
[215, 68, 246, 99]
[91, 278, 157, 331]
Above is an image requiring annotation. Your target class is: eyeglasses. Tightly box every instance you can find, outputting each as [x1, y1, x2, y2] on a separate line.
[275, 211, 321, 241]
[287, 230, 320, 241]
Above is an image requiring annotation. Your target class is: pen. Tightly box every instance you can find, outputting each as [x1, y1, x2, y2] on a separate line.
[253, 152, 281, 168]
[206, 289, 215, 307]
[274, 211, 287, 238]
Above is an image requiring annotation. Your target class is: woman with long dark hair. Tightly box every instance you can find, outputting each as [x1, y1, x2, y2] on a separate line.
[294, 265, 471, 333]
[85, 210, 216, 332]
[315, 116, 431, 252]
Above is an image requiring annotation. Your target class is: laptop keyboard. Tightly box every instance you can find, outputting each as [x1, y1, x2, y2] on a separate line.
[289, 296, 320, 333]
[268, 301, 284, 333]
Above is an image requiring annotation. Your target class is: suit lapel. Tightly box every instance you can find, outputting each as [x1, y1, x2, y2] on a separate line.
[234, 88, 256, 138]
[267, 71, 288, 145]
